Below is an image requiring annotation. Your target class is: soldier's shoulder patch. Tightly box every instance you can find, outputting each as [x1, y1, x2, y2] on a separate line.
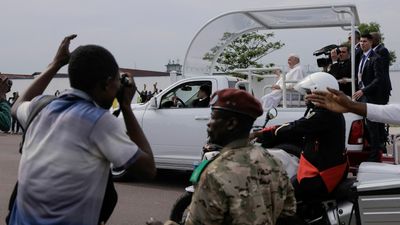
[190, 159, 212, 184]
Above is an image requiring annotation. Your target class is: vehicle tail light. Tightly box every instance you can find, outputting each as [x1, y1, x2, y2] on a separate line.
[348, 119, 364, 144]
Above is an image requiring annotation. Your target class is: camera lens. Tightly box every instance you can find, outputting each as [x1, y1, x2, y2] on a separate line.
[120, 75, 130, 86]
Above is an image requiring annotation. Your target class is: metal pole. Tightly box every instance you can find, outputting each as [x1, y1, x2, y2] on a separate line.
[350, 12, 356, 95]
[393, 134, 400, 164]
[247, 70, 253, 95]
[282, 72, 287, 108]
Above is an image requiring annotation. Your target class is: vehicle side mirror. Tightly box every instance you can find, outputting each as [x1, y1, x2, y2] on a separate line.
[148, 97, 158, 109]
[262, 107, 278, 128]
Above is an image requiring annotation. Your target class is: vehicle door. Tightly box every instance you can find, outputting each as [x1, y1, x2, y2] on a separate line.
[141, 79, 216, 170]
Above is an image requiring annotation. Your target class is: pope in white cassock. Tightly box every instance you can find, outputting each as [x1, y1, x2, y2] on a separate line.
[261, 54, 305, 110]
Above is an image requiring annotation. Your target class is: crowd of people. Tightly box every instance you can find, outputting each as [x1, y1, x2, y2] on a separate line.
[0, 28, 397, 225]
[138, 83, 161, 103]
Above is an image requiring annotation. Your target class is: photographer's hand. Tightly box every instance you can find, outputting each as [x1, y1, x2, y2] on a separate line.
[51, 34, 77, 69]
[118, 73, 156, 179]
[117, 73, 136, 110]
[11, 34, 77, 117]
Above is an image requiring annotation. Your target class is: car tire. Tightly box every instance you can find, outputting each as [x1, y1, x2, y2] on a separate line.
[169, 192, 193, 224]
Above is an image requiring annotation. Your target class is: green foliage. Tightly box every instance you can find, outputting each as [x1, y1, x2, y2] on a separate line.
[358, 22, 381, 35]
[203, 32, 284, 76]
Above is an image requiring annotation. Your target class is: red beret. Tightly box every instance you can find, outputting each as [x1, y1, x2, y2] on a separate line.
[210, 88, 263, 119]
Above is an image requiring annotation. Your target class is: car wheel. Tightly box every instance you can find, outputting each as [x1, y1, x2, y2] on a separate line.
[170, 192, 193, 224]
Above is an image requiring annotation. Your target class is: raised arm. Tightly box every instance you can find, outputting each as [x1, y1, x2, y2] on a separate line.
[117, 74, 156, 179]
[11, 34, 77, 117]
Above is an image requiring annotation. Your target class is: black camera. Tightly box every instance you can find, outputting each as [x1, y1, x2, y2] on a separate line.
[313, 44, 340, 68]
[120, 73, 130, 86]
[116, 73, 132, 100]
[6, 79, 13, 87]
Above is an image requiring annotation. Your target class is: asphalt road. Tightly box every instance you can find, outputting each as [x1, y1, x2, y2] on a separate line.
[0, 134, 191, 225]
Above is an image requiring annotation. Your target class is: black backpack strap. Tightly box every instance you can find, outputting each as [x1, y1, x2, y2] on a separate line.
[19, 95, 57, 153]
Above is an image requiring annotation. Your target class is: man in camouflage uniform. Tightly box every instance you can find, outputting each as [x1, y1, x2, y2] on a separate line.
[149, 88, 296, 225]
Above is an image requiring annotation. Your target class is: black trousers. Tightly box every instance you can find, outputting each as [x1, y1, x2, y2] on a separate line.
[11, 117, 21, 133]
[291, 176, 329, 201]
[365, 119, 386, 162]
[357, 96, 387, 162]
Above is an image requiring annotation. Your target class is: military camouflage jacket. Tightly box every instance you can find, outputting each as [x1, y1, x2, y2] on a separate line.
[184, 139, 296, 225]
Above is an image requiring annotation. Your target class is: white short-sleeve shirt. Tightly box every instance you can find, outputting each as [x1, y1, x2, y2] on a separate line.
[10, 89, 140, 225]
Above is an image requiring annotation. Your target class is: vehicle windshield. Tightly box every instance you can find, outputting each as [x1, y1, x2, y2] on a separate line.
[159, 81, 212, 109]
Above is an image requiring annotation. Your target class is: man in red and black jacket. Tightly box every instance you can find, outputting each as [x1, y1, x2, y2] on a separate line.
[251, 103, 348, 200]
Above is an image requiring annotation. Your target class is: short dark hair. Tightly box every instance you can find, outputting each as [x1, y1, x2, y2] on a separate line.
[200, 84, 212, 96]
[360, 33, 373, 40]
[68, 45, 119, 91]
[370, 32, 382, 42]
[339, 43, 350, 51]
[339, 42, 351, 55]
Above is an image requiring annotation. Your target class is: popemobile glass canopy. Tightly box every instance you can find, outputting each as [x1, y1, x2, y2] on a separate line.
[182, 4, 360, 77]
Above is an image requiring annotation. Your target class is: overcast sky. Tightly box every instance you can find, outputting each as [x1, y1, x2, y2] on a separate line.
[0, 0, 398, 74]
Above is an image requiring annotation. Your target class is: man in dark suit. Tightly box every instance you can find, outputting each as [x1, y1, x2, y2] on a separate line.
[192, 84, 211, 107]
[354, 33, 391, 162]
[371, 32, 392, 102]
[328, 44, 352, 96]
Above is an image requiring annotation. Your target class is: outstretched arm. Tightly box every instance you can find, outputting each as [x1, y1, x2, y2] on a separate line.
[11, 34, 77, 117]
[308, 88, 400, 125]
[367, 104, 400, 125]
[306, 88, 366, 116]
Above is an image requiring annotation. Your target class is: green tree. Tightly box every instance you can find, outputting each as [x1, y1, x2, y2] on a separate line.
[358, 22, 396, 65]
[358, 22, 380, 35]
[203, 32, 284, 75]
